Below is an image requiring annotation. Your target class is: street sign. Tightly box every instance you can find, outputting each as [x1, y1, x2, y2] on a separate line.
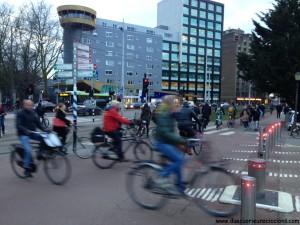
[54, 64, 72, 70]
[119, 86, 124, 93]
[55, 71, 73, 78]
[74, 42, 90, 52]
[77, 70, 94, 77]
[77, 50, 90, 58]
[77, 57, 91, 64]
[77, 64, 94, 70]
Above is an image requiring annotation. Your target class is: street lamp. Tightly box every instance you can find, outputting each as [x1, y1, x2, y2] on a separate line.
[293, 72, 300, 129]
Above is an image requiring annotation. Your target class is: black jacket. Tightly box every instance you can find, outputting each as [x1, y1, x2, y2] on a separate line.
[16, 108, 44, 136]
[140, 105, 151, 122]
[176, 106, 201, 127]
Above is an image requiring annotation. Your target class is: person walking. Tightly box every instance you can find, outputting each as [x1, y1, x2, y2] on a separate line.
[16, 100, 46, 177]
[0, 104, 6, 135]
[253, 104, 261, 131]
[201, 102, 211, 128]
[53, 103, 71, 145]
[140, 103, 151, 136]
[276, 104, 283, 118]
[240, 105, 250, 130]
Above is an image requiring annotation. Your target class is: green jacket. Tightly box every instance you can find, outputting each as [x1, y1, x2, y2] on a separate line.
[155, 104, 186, 145]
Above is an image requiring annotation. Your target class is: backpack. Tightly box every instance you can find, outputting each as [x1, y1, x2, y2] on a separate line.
[91, 127, 105, 143]
[228, 106, 234, 113]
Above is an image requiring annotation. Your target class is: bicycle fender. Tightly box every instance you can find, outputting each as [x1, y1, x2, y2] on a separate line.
[132, 161, 163, 170]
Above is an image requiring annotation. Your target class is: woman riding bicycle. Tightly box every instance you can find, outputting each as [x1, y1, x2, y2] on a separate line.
[153, 95, 187, 196]
[53, 103, 71, 145]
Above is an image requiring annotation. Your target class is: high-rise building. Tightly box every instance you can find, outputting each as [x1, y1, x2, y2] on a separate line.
[158, 0, 224, 102]
[57, 0, 224, 103]
[221, 28, 259, 103]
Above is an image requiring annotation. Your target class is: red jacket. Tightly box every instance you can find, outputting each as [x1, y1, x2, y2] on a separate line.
[103, 107, 131, 132]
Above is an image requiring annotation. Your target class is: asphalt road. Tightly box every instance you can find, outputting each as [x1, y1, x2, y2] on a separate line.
[0, 111, 299, 225]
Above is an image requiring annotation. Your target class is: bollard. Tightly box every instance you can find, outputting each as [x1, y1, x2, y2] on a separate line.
[272, 125, 276, 148]
[248, 158, 266, 199]
[268, 128, 272, 152]
[241, 176, 256, 225]
[263, 132, 269, 160]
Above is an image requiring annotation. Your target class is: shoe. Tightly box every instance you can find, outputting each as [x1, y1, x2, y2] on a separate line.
[37, 153, 46, 160]
[151, 177, 182, 196]
[24, 169, 33, 178]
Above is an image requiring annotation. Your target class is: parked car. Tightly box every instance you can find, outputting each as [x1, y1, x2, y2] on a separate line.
[34, 101, 56, 112]
[133, 102, 143, 109]
[83, 99, 108, 109]
[77, 104, 102, 116]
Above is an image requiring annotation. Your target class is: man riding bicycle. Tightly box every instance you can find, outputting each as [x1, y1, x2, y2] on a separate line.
[103, 100, 133, 162]
[16, 100, 47, 177]
[153, 95, 187, 196]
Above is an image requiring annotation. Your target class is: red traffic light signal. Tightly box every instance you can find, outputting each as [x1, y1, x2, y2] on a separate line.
[93, 64, 97, 70]
[143, 78, 149, 89]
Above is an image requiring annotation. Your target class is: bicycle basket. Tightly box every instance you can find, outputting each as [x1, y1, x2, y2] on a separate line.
[91, 127, 105, 143]
[42, 133, 62, 148]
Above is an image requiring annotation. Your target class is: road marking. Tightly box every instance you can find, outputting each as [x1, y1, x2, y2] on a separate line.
[296, 196, 300, 212]
[220, 131, 235, 136]
[228, 170, 300, 179]
[205, 128, 230, 134]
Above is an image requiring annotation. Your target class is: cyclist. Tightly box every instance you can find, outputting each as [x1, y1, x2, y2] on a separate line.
[35, 102, 45, 124]
[0, 104, 6, 135]
[16, 100, 47, 177]
[201, 102, 211, 128]
[53, 103, 71, 145]
[215, 106, 224, 126]
[153, 95, 187, 196]
[228, 103, 237, 125]
[140, 103, 151, 136]
[103, 100, 133, 162]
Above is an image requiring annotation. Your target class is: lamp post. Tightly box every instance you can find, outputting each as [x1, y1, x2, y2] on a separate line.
[119, 20, 125, 115]
[293, 72, 300, 129]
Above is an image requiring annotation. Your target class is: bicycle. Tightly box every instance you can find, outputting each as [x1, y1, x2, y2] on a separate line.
[10, 132, 71, 185]
[92, 125, 153, 169]
[126, 138, 238, 217]
[215, 114, 222, 130]
[136, 119, 148, 138]
[227, 115, 235, 128]
[62, 125, 94, 159]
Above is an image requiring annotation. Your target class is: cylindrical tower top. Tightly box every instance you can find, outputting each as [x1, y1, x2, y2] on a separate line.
[57, 5, 97, 29]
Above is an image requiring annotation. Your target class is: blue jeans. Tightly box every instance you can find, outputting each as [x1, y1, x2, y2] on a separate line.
[155, 141, 185, 187]
[19, 133, 42, 169]
[0, 116, 4, 133]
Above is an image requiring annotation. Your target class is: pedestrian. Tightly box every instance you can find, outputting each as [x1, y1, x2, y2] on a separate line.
[276, 104, 283, 118]
[240, 105, 250, 130]
[140, 103, 151, 136]
[201, 102, 211, 127]
[253, 104, 261, 131]
[283, 103, 290, 125]
[53, 103, 71, 145]
[269, 103, 274, 115]
[35, 102, 45, 123]
[0, 104, 7, 135]
[259, 104, 266, 117]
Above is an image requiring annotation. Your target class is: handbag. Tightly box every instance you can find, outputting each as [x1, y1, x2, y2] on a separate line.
[53, 118, 66, 127]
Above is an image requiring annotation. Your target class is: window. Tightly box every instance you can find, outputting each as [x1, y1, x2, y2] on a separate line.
[106, 32, 113, 37]
[106, 60, 114, 66]
[190, 27, 197, 36]
[199, 20, 206, 28]
[127, 62, 135, 68]
[105, 70, 113, 75]
[191, 9, 198, 17]
[216, 5, 223, 13]
[215, 32, 221, 40]
[198, 47, 204, 55]
[147, 38, 153, 43]
[214, 49, 220, 57]
[182, 44, 188, 53]
[216, 14, 222, 22]
[191, 18, 197, 26]
[105, 51, 114, 56]
[191, 0, 197, 7]
[207, 40, 213, 47]
[127, 44, 135, 50]
[147, 47, 154, 52]
[183, 16, 189, 24]
[146, 30, 154, 35]
[146, 56, 152, 61]
[106, 41, 114, 47]
[171, 63, 178, 70]
[146, 64, 153, 69]
[164, 33, 173, 38]
[171, 53, 178, 61]
[183, 7, 189, 15]
[96, 39, 100, 43]
[171, 44, 179, 51]
[189, 55, 196, 63]
[200, 10, 206, 18]
[208, 22, 214, 29]
[182, 35, 188, 43]
[127, 35, 134, 40]
[199, 29, 206, 37]
[113, 24, 117, 28]
[215, 23, 222, 31]
[106, 79, 114, 84]
[190, 46, 196, 54]
[127, 80, 134, 85]
[181, 54, 187, 62]
[200, 2, 206, 9]
[190, 37, 197, 45]
[81, 38, 90, 44]
[208, 3, 215, 11]
[127, 53, 134, 58]
[182, 26, 188, 34]
[208, 13, 214, 20]
[163, 42, 169, 51]
[162, 52, 169, 60]
[127, 26, 135, 31]
[126, 71, 133, 76]
[198, 38, 205, 46]
[207, 31, 214, 38]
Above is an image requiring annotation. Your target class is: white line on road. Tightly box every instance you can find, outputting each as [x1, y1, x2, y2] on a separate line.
[219, 131, 235, 136]
[204, 128, 230, 134]
[296, 196, 300, 212]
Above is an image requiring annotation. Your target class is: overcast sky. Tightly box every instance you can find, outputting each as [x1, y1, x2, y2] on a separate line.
[9, 0, 276, 33]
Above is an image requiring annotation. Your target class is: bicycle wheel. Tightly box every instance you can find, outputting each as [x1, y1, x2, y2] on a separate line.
[44, 151, 71, 185]
[148, 127, 156, 146]
[291, 128, 300, 138]
[10, 149, 27, 178]
[189, 167, 238, 217]
[126, 164, 166, 210]
[92, 143, 117, 169]
[192, 140, 203, 156]
[133, 141, 153, 161]
[73, 137, 94, 159]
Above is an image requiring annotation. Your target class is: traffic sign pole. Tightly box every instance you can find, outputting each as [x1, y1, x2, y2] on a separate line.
[73, 43, 78, 151]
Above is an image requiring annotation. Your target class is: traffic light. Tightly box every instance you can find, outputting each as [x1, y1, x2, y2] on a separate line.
[143, 78, 149, 89]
